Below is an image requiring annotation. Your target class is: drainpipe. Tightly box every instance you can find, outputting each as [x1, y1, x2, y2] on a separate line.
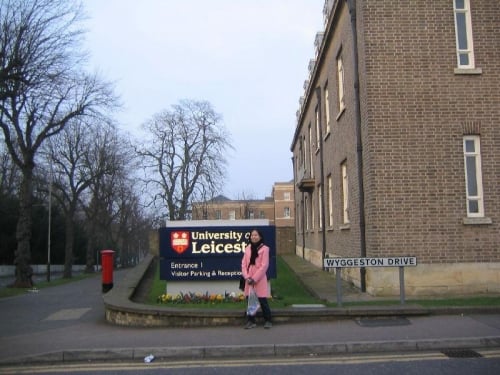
[315, 87, 327, 270]
[347, 0, 367, 292]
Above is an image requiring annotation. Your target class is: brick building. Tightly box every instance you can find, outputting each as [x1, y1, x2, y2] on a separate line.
[291, 0, 499, 296]
[272, 181, 295, 228]
[191, 195, 275, 223]
[272, 181, 296, 254]
[191, 182, 296, 253]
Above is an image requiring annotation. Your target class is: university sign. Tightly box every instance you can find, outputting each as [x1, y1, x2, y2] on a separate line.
[159, 222, 277, 282]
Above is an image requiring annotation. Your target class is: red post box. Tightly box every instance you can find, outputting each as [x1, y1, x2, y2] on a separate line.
[101, 250, 115, 293]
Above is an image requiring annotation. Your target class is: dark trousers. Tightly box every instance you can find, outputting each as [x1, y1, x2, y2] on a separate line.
[247, 297, 272, 323]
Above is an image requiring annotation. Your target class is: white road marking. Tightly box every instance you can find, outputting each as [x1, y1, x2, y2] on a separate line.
[44, 308, 91, 321]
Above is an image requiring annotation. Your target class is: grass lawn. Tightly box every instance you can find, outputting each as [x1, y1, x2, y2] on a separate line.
[147, 255, 321, 309]
[413, 296, 500, 308]
[146, 256, 500, 309]
[339, 296, 500, 308]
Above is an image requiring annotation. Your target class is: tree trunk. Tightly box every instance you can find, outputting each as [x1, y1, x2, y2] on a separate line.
[85, 222, 96, 273]
[13, 168, 34, 288]
[63, 215, 74, 278]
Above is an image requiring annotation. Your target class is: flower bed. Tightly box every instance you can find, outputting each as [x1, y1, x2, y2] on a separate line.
[157, 291, 245, 305]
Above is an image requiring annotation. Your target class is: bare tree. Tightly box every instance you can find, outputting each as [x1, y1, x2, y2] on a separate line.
[0, 142, 20, 196]
[0, 0, 117, 286]
[237, 191, 257, 219]
[82, 179, 111, 271]
[137, 99, 233, 220]
[79, 130, 145, 271]
[106, 178, 150, 267]
[43, 120, 122, 278]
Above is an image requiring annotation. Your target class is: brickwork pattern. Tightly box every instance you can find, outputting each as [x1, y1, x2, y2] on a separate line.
[360, 0, 500, 263]
[292, 0, 499, 276]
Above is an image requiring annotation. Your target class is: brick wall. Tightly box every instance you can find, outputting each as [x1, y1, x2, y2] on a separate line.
[292, 0, 499, 295]
[359, 0, 500, 263]
[276, 227, 296, 254]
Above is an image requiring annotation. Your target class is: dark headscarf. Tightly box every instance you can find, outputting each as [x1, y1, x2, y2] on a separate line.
[249, 229, 264, 265]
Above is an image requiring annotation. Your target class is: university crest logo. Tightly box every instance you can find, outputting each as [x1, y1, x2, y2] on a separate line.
[171, 231, 190, 254]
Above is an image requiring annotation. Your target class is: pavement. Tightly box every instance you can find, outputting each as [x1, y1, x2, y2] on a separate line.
[0, 254, 499, 367]
[282, 254, 390, 304]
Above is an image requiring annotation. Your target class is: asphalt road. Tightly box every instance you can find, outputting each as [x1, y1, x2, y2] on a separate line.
[1, 268, 500, 366]
[2, 351, 500, 375]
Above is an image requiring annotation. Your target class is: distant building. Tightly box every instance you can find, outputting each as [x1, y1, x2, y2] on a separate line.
[191, 182, 296, 253]
[291, 0, 500, 297]
[272, 181, 295, 228]
[191, 195, 275, 223]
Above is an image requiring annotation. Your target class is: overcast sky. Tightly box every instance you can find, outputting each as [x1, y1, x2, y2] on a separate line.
[83, 0, 325, 199]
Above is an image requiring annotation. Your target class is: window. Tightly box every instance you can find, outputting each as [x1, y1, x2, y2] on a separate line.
[305, 195, 310, 230]
[298, 138, 302, 168]
[454, 0, 475, 68]
[327, 174, 333, 227]
[324, 86, 331, 134]
[284, 207, 290, 218]
[249, 209, 254, 219]
[463, 136, 484, 217]
[308, 124, 314, 177]
[215, 210, 221, 220]
[297, 202, 302, 232]
[229, 210, 236, 220]
[315, 107, 320, 150]
[284, 192, 291, 201]
[311, 192, 315, 230]
[259, 210, 265, 219]
[301, 135, 306, 169]
[341, 162, 349, 224]
[337, 55, 345, 111]
[318, 185, 323, 229]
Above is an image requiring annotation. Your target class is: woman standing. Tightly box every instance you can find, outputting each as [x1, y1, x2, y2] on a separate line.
[241, 229, 272, 329]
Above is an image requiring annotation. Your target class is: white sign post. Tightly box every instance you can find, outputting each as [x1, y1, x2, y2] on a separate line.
[323, 257, 417, 306]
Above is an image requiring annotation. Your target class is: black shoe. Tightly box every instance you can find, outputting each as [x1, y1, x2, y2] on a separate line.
[244, 321, 257, 329]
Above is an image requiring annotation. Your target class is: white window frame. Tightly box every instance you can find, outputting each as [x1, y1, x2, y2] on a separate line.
[318, 185, 323, 229]
[463, 136, 484, 217]
[297, 202, 302, 232]
[337, 55, 345, 112]
[308, 125, 314, 177]
[311, 192, 315, 230]
[342, 162, 349, 224]
[284, 192, 291, 201]
[305, 195, 310, 231]
[302, 135, 306, 169]
[324, 86, 331, 134]
[315, 107, 320, 150]
[298, 139, 302, 168]
[327, 175, 333, 227]
[229, 210, 236, 220]
[284, 207, 290, 218]
[453, 0, 475, 69]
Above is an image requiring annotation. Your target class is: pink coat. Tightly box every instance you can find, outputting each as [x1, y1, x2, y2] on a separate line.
[241, 244, 270, 298]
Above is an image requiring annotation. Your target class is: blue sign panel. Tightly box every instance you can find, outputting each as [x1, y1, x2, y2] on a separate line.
[159, 225, 276, 281]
